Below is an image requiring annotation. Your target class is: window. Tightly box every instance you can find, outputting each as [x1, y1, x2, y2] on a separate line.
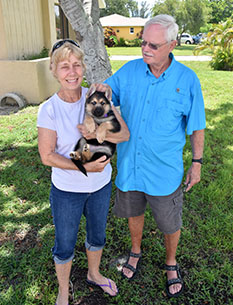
[130, 27, 134, 34]
[54, 4, 69, 39]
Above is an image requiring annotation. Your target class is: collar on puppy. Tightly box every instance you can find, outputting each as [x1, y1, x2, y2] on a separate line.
[104, 110, 114, 118]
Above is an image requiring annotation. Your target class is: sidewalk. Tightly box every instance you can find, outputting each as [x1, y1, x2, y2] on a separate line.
[110, 55, 211, 61]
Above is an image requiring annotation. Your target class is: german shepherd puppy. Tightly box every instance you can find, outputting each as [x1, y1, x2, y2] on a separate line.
[70, 86, 121, 176]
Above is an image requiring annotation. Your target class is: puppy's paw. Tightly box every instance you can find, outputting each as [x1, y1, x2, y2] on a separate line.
[96, 130, 106, 144]
[83, 143, 90, 152]
[84, 117, 96, 133]
[70, 151, 81, 160]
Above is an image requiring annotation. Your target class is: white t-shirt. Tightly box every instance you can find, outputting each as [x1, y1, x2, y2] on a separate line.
[37, 87, 112, 193]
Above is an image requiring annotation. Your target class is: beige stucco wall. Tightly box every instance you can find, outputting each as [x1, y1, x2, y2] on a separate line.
[0, 58, 59, 104]
[0, 0, 58, 104]
[0, 0, 56, 60]
[104, 26, 143, 40]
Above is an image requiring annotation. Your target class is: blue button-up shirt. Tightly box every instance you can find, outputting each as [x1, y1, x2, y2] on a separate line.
[105, 54, 206, 195]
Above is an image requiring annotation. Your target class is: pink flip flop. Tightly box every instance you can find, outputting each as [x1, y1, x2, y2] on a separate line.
[86, 278, 118, 296]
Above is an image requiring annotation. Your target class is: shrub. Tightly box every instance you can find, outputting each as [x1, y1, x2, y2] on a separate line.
[22, 47, 49, 60]
[194, 18, 233, 71]
[130, 38, 142, 47]
[104, 27, 118, 47]
[210, 48, 233, 71]
[124, 38, 142, 47]
[118, 37, 126, 47]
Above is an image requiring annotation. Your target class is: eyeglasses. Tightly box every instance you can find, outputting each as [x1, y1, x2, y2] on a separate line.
[141, 40, 169, 50]
[51, 39, 80, 54]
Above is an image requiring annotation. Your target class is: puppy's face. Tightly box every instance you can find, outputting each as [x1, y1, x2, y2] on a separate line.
[85, 91, 111, 118]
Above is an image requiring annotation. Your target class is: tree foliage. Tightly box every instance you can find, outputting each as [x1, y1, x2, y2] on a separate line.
[139, 1, 151, 18]
[104, 27, 118, 47]
[100, 0, 150, 17]
[207, 0, 233, 24]
[100, 0, 137, 17]
[152, 0, 209, 36]
[195, 18, 233, 71]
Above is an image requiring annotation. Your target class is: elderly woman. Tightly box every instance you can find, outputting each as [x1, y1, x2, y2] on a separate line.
[37, 39, 129, 305]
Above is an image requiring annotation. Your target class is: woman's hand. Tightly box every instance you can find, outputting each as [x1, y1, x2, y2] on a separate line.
[84, 156, 110, 172]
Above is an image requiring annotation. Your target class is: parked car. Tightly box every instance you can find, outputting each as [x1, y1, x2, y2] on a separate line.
[180, 33, 194, 44]
[192, 33, 203, 44]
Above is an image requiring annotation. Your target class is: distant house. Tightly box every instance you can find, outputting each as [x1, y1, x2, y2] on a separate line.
[100, 14, 148, 40]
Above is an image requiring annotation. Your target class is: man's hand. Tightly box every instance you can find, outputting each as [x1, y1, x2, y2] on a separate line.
[84, 156, 110, 173]
[87, 83, 112, 100]
[184, 163, 202, 192]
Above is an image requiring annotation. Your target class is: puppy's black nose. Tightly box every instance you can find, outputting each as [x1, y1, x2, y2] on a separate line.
[93, 107, 104, 117]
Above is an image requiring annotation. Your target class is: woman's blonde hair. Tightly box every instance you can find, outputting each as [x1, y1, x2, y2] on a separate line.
[50, 40, 86, 77]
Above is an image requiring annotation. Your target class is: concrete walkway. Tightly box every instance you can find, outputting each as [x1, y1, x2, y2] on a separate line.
[110, 55, 211, 61]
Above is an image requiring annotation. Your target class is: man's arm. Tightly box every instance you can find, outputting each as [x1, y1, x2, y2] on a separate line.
[104, 105, 130, 143]
[185, 129, 205, 192]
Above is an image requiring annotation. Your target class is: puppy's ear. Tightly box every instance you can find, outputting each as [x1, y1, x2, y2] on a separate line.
[86, 84, 97, 98]
[104, 87, 112, 101]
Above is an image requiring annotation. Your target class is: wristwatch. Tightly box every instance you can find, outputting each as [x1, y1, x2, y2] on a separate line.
[192, 158, 203, 164]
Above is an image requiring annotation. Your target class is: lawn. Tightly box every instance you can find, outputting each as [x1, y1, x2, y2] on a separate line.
[106, 44, 211, 56]
[0, 60, 232, 305]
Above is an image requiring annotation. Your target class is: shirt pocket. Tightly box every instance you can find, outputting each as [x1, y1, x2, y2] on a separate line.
[147, 94, 186, 135]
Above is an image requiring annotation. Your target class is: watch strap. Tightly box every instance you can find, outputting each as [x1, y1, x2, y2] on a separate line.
[192, 158, 203, 164]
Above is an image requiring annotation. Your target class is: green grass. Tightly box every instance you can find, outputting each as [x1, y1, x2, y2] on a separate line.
[106, 44, 211, 56]
[0, 61, 232, 305]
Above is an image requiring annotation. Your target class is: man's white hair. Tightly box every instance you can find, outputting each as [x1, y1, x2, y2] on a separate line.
[144, 14, 179, 42]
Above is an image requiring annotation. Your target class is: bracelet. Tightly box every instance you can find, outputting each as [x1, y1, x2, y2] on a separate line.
[192, 158, 203, 164]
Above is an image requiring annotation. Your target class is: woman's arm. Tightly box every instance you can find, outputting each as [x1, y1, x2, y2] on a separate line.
[38, 127, 109, 172]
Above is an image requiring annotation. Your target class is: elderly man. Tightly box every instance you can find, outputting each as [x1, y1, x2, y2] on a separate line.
[89, 14, 205, 298]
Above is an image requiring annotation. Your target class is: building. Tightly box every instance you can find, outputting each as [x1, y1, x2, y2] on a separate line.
[0, 0, 106, 105]
[100, 14, 148, 40]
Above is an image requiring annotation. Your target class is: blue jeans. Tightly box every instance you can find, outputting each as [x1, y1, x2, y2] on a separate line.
[49, 181, 112, 264]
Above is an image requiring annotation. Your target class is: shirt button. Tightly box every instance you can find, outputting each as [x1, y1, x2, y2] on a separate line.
[139, 136, 142, 139]
[142, 119, 145, 122]
[137, 152, 140, 155]
[137, 166, 140, 169]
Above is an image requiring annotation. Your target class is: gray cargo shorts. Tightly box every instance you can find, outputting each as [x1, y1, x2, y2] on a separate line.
[113, 185, 183, 234]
